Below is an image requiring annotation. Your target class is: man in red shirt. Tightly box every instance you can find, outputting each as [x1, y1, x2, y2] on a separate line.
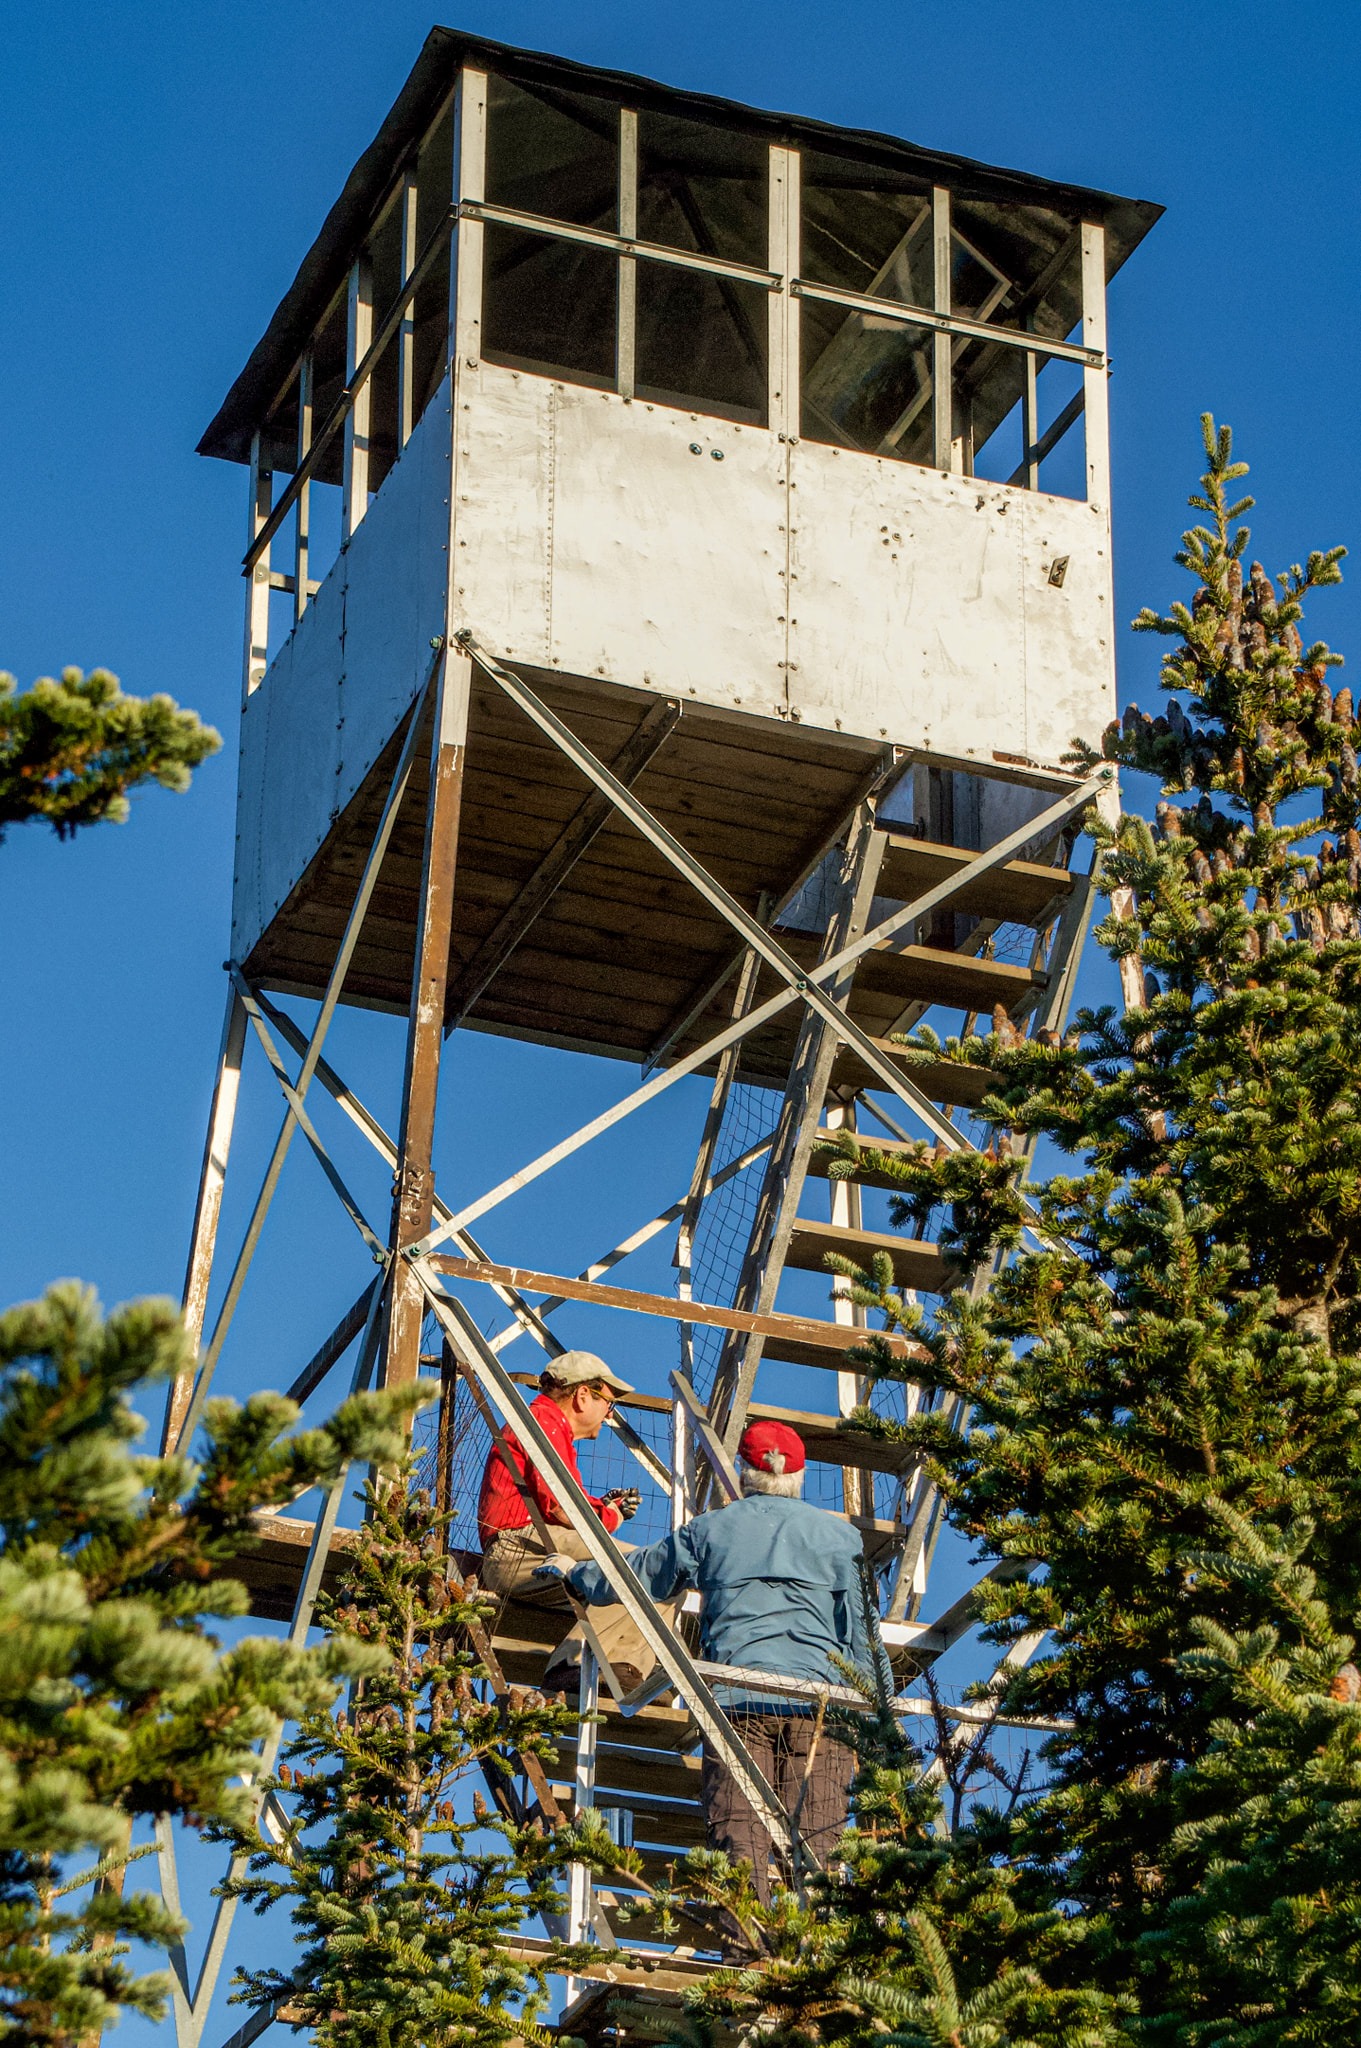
[477, 1350, 677, 1696]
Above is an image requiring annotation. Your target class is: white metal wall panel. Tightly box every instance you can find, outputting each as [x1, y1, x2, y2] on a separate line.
[454, 364, 787, 717]
[232, 570, 345, 959]
[231, 374, 452, 962]
[787, 445, 1112, 771]
[338, 375, 453, 794]
[1018, 494, 1116, 767]
[452, 364, 553, 665]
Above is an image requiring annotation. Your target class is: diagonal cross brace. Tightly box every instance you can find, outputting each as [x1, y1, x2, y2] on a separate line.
[170, 643, 443, 1453]
[156, 1278, 391, 2048]
[414, 640, 1107, 1254]
[415, 1274, 795, 1858]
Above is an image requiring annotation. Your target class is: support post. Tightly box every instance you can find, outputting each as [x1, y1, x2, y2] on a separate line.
[163, 986, 247, 1453]
[616, 109, 637, 402]
[342, 254, 373, 540]
[398, 171, 418, 449]
[242, 432, 271, 705]
[769, 143, 798, 443]
[293, 352, 313, 619]
[932, 186, 953, 474]
[384, 647, 472, 1390]
[826, 1096, 871, 1519]
[1081, 221, 1110, 511]
[1022, 346, 1040, 492]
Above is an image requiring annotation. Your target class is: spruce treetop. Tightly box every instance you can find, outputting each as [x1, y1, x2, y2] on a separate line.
[801, 421, 1361, 2035]
[0, 1282, 418, 2048]
[0, 668, 220, 842]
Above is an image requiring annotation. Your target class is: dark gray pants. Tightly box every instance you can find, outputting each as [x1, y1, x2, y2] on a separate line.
[701, 1709, 856, 1904]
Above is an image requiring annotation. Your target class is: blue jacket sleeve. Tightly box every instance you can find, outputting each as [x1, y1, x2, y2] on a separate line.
[844, 1532, 873, 1674]
[568, 1523, 701, 1608]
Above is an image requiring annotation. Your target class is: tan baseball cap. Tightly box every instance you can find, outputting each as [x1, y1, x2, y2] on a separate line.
[544, 1349, 633, 1396]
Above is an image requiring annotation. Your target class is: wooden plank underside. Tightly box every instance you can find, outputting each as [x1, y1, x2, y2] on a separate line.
[243, 672, 880, 1035]
[786, 1219, 959, 1295]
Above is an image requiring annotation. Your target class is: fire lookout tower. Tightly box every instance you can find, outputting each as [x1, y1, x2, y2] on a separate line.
[162, 26, 1158, 2040]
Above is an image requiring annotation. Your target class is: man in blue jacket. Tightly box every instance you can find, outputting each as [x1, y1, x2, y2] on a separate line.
[558, 1419, 871, 1901]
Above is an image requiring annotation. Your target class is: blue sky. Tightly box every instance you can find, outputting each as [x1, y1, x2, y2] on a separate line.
[4, 0, 1356, 1357]
[2, 0, 1358, 2030]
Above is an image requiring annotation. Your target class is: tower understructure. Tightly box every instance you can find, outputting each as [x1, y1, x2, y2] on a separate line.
[158, 31, 1159, 2044]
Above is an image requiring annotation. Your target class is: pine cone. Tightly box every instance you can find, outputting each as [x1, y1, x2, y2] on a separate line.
[1330, 1664, 1361, 1703]
[1336, 687, 1354, 725]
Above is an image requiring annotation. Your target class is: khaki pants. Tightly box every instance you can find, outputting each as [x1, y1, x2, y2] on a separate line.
[702, 1709, 856, 1904]
[479, 1524, 680, 1686]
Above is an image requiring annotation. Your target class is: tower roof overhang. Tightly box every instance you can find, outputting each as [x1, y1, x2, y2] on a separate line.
[199, 23, 1162, 465]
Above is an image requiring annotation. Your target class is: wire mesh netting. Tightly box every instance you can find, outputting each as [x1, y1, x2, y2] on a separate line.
[412, 1321, 680, 1561]
[684, 1080, 772, 1406]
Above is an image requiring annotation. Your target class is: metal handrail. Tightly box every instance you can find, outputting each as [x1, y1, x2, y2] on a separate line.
[243, 204, 458, 574]
[791, 275, 1103, 367]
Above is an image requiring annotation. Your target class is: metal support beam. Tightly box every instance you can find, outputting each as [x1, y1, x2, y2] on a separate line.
[415, 651, 1106, 1256]
[710, 803, 886, 1449]
[385, 647, 472, 1391]
[931, 186, 953, 473]
[342, 254, 373, 540]
[444, 694, 680, 1030]
[670, 1369, 740, 1500]
[419, 1283, 794, 1857]
[241, 434, 271, 705]
[164, 986, 247, 1451]
[167, 651, 440, 1454]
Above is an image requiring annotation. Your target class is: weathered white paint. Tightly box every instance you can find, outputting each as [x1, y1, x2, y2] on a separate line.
[232, 374, 452, 962]
[235, 356, 1113, 960]
[788, 442, 1113, 768]
[453, 365, 787, 713]
[451, 361, 1110, 762]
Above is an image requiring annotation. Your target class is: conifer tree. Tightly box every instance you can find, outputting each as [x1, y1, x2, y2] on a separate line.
[226, 1472, 579, 2048]
[0, 1282, 417, 2048]
[799, 417, 1361, 2037]
[0, 669, 219, 841]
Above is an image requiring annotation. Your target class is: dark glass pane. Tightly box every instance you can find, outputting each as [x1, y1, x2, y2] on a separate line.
[482, 224, 615, 385]
[635, 260, 766, 423]
[801, 294, 933, 462]
[637, 112, 768, 268]
[412, 98, 454, 427]
[485, 74, 618, 229]
[950, 197, 1082, 338]
[800, 147, 933, 305]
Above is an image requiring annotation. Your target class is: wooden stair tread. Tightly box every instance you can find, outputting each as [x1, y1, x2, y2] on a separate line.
[786, 1218, 960, 1295]
[877, 833, 1072, 925]
[846, 942, 1044, 1015]
[830, 1040, 999, 1107]
[554, 1739, 701, 1803]
[808, 1124, 979, 1192]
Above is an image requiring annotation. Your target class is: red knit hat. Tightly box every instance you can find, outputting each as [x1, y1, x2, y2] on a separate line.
[738, 1420, 806, 1475]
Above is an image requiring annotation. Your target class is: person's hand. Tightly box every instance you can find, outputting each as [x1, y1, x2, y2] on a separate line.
[532, 1553, 577, 1581]
[603, 1487, 641, 1521]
